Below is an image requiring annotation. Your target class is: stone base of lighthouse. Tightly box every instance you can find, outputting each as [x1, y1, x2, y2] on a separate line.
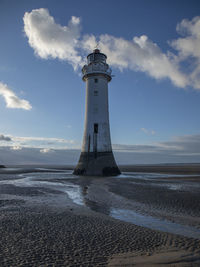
[73, 151, 121, 176]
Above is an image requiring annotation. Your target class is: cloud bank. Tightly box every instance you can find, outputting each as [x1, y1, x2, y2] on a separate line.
[1, 134, 200, 165]
[0, 133, 200, 164]
[113, 134, 200, 156]
[23, 9, 200, 90]
[0, 82, 32, 110]
[0, 134, 77, 150]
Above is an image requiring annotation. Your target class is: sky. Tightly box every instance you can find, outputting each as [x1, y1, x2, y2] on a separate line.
[0, 0, 200, 165]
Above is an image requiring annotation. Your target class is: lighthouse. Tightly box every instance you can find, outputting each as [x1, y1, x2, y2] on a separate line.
[73, 49, 121, 176]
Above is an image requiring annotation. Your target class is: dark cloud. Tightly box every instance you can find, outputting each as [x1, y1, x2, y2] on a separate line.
[0, 134, 12, 142]
[113, 134, 200, 162]
[0, 147, 80, 165]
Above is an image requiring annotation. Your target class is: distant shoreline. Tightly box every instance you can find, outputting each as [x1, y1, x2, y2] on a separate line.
[119, 163, 200, 174]
[2, 163, 200, 174]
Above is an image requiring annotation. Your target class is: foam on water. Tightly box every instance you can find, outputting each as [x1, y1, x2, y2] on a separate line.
[64, 185, 84, 206]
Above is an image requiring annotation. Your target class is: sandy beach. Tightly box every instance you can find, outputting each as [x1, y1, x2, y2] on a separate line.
[0, 165, 200, 266]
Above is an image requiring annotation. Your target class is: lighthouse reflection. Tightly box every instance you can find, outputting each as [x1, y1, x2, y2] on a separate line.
[75, 177, 111, 216]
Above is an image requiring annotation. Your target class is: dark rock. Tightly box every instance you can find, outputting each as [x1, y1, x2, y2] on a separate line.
[0, 165, 6, 168]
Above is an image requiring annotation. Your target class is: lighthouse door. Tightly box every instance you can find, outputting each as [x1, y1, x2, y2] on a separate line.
[94, 123, 98, 134]
[93, 123, 98, 157]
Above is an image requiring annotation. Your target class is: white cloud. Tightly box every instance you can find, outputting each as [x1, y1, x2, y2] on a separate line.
[23, 9, 200, 90]
[14, 136, 71, 143]
[81, 33, 187, 87]
[23, 8, 83, 70]
[40, 148, 53, 153]
[141, 128, 148, 134]
[170, 16, 200, 89]
[71, 16, 80, 25]
[97, 34, 188, 88]
[10, 146, 22, 151]
[13, 136, 76, 147]
[0, 82, 32, 110]
[171, 16, 200, 59]
[0, 134, 12, 141]
[141, 128, 156, 135]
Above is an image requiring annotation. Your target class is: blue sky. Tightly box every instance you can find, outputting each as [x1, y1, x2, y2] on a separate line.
[0, 0, 200, 164]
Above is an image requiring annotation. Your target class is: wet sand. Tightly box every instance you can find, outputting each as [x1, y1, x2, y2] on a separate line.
[0, 166, 200, 266]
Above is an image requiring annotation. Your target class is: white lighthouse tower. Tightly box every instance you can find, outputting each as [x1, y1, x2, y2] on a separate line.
[74, 49, 120, 176]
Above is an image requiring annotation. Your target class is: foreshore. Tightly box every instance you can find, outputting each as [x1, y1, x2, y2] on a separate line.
[5, 163, 200, 174]
[120, 163, 200, 174]
[0, 166, 200, 266]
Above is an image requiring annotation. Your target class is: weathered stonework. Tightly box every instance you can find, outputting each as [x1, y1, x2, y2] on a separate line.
[73, 151, 120, 176]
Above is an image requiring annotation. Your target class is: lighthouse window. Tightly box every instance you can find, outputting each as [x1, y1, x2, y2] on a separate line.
[95, 78, 98, 83]
[94, 90, 98, 96]
[94, 123, 98, 133]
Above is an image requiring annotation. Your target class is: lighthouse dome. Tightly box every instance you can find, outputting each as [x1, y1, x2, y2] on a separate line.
[87, 49, 107, 64]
